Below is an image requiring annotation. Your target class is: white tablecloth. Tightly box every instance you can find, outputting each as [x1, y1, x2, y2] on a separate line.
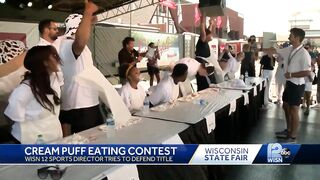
[213, 80, 252, 91]
[0, 118, 189, 180]
[246, 77, 265, 86]
[135, 78, 265, 125]
[135, 88, 243, 124]
[57, 118, 189, 144]
[211, 77, 265, 91]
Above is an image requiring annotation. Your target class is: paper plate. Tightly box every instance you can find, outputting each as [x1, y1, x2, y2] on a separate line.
[150, 105, 167, 112]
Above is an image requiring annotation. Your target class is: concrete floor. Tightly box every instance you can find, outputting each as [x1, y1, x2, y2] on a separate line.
[225, 104, 320, 180]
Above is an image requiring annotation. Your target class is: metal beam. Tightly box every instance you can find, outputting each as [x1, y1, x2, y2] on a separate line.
[97, 0, 160, 21]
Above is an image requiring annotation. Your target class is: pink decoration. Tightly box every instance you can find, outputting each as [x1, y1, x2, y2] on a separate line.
[159, 0, 177, 9]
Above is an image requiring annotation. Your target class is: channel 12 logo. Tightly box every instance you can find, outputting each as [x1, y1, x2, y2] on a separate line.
[267, 143, 291, 163]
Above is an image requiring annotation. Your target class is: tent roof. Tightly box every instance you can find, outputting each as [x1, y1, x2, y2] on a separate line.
[0, 0, 136, 22]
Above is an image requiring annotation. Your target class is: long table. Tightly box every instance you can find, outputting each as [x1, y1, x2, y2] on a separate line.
[135, 88, 243, 125]
[56, 118, 189, 144]
[135, 78, 265, 179]
[0, 78, 265, 180]
[135, 77, 266, 144]
[0, 118, 209, 180]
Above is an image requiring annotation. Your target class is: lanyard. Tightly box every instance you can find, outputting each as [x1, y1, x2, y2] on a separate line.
[288, 45, 303, 67]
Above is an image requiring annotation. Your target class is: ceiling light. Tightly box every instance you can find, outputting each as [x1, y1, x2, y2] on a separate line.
[27, 2, 32, 7]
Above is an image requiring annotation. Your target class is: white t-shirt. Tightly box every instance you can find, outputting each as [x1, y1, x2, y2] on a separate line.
[225, 52, 240, 76]
[177, 58, 200, 77]
[149, 76, 179, 106]
[59, 39, 99, 110]
[4, 73, 63, 144]
[277, 45, 311, 85]
[146, 47, 156, 59]
[120, 83, 146, 112]
[38, 37, 63, 51]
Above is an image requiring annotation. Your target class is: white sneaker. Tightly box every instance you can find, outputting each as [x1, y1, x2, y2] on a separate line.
[274, 100, 282, 105]
[312, 104, 320, 109]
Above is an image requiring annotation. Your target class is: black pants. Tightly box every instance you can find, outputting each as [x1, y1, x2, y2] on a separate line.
[59, 105, 104, 133]
[196, 72, 209, 91]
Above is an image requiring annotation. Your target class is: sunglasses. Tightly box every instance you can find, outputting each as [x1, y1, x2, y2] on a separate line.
[37, 166, 67, 180]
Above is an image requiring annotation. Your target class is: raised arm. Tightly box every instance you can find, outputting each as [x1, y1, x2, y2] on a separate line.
[72, 1, 98, 57]
[199, 11, 206, 42]
[208, 18, 215, 36]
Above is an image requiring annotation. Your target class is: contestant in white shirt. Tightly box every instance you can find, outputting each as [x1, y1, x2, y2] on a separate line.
[119, 63, 146, 113]
[172, 57, 213, 95]
[4, 46, 63, 144]
[149, 63, 188, 106]
[176, 57, 209, 77]
[226, 52, 245, 79]
[37, 19, 70, 136]
[219, 50, 244, 80]
[58, 2, 104, 134]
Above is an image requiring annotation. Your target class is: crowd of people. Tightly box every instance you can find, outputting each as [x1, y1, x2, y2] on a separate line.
[2, 1, 320, 145]
[221, 29, 317, 143]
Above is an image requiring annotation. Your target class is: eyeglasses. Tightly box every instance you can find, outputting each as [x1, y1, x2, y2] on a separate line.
[37, 166, 67, 180]
[49, 27, 58, 31]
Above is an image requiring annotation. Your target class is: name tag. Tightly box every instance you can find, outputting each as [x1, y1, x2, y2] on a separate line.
[253, 87, 257, 96]
[205, 113, 216, 134]
[243, 92, 249, 105]
[229, 99, 237, 115]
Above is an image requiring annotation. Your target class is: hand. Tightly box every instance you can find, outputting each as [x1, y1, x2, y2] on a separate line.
[284, 72, 291, 79]
[209, 18, 216, 25]
[84, 1, 99, 15]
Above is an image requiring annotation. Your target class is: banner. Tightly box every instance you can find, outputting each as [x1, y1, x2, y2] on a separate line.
[131, 31, 180, 68]
[0, 144, 320, 165]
